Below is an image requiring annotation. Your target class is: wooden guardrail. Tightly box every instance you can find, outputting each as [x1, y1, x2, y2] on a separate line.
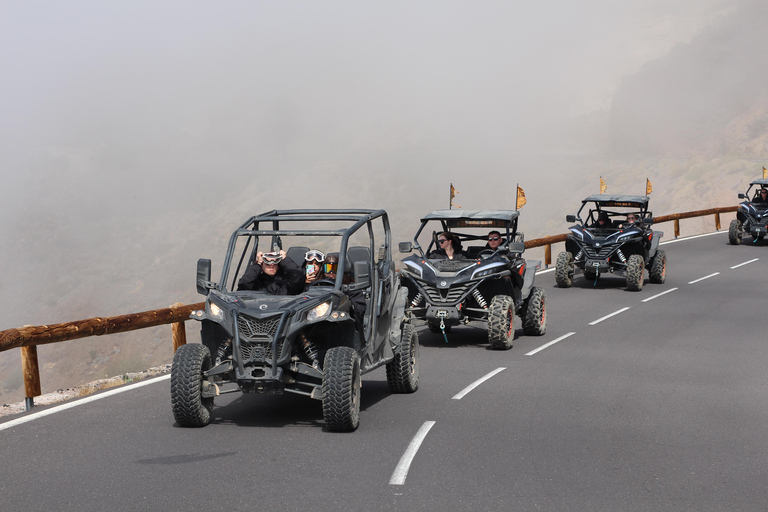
[0, 205, 740, 409]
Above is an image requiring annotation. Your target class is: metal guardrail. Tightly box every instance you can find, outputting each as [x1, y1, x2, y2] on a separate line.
[0, 205, 739, 409]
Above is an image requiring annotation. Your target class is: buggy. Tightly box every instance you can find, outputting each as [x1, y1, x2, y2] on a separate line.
[555, 195, 666, 290]
[729, 179, 768, 245]
[171, 209, 418, 432]
[398, 209, 546, 350]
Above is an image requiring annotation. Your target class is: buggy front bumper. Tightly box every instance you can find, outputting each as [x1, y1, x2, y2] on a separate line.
[426, 305, 462, 326]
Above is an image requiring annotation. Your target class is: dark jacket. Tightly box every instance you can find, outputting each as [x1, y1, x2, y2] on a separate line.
[427, 248, 467, 260]
[237, 257, 304, 295]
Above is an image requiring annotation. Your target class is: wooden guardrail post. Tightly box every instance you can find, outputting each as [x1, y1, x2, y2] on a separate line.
[715, 212, 721, 231]
[674, 219, 680, 238]
[21, 345, 42, 410]
[544, 244, 552, 268]
[171, 302, 188, 353]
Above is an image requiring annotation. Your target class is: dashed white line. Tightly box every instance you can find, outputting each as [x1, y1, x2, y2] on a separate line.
[389, 420, 436, 486]
[536, 267, 556, 274]
[688, 272, 720, 284]
[589, 307, 630, 326]
[526, 332, 576, 356]
[452, 367, 506, 400]
[641, 287, 679, 302]
[0, 374, 171, 432]
[731, 258, 759, 269]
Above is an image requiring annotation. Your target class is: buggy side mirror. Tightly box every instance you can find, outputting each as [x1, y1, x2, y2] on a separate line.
[353, 261, 370, 287]
[196, 258, 212, 295]
[566, 215, 577, 223]
[642, 218, 654, 225]
[399, 241, 413, 253]
[738, 193, 746, 199]
[508, 242, 526, 254]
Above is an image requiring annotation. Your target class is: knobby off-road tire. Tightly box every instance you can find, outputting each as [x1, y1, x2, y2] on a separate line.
[386, 324, 420, 393]
[728, 219, 742, 245]
[626, 254, 645, 291]
[649, 250, 667, 284]
[171, 344, 214, 427]
[488, 295, 514, 350]
[322, 346, 361, 432]
[427, 322, 451, 334]
[522, 287, 547, 336]
[555, 251, 574, 288]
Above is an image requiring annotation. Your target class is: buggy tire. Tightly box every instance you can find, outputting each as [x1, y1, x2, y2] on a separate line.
[522, 287, 547, 336]
[386, 324, 419, 393]
[649, 250, 667, 284]
[555, 251, 574, 288]
[626, 254, 645, 291]
[488, 295, 515, 350]
[322, 347, 361, 432]
[171, 344, 214, 428]
[728, 219, 742, 245]
[427, 322, 451, 334]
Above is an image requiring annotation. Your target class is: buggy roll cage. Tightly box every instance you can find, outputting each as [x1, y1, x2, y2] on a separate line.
[741, 179, 768, 201]
[574, 195, 652, 226]
[218, 209, 391, 292]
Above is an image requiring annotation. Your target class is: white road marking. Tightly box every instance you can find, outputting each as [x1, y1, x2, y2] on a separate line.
[589, 307, 630, 326]
[451, 367, 506, 400]
[536, 267, 555, 274]
[688, 272, 720, 284]
[731, 258, 759, 269]
[641, 287, 679, 303]
[0, 374, 171, 432]
[526, 332, 576, 356]
[660, 231, 725, 245]
[389, 420, 436, 486]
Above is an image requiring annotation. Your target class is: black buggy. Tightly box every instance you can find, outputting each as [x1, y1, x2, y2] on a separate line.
[398, 209, 546, 350]
[729, 178, 768, 245]
[555, 195, 666, 291]
[171, 209, 418, 432]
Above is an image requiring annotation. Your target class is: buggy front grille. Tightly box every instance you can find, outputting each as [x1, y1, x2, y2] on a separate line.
[421, 282, 472, 305]
[581, 244, 618, 260]
[240, 340, 283, 362]
[238, 313, 281, 341]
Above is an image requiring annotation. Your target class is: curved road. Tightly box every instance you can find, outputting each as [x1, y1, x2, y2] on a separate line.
[2, 231, 767, 511]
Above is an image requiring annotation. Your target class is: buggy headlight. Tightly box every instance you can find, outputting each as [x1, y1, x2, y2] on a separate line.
[209, 302, 224, 321]
[307, 301, 331, 321]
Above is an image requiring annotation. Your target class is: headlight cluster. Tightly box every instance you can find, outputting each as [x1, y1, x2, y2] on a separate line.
[307, 301, 332, 321]
[209, 302, 225, 321]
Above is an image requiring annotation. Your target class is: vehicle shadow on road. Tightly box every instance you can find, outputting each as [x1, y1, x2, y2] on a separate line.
[416, 325, 526, 350]
[552, 275, 638, 291]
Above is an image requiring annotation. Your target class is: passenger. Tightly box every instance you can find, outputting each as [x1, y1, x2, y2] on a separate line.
[324, 253, 366, 320]
[237, 250, 304, 294]
[618, 213, 639, 229]
[428, 232, 466, 260]
[303, 249, 325, 289]
[484, 230, 506, 251]
[754, 188, 768, 204]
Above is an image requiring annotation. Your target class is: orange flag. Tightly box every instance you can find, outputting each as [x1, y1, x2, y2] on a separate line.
[600, 177, 607, 194]
[646, 178, 653, 195]
[516, 186, 527, 209]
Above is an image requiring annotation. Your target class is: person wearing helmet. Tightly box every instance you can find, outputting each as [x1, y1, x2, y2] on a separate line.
[237, 249, 304, 294]
[592, 211, 611, 228]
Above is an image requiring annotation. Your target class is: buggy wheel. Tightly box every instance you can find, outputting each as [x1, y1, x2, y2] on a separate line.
[427, 322, 451, 334]
[728, 219, 742, 245]
[626, 254, 645, 291]
[649, 250, 667, 284]
[170, 344, 214, 427]
[386, 324, 420, 393]
[322, 346, 361, 432]
[488, 295, 514, 350]
[555, 251, 574, 288]
[522, 287, 547, 336]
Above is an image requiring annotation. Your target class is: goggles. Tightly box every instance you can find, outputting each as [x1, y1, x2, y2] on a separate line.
[305, 249, 325, 263]
[323, 262, 339, 274]
[262, 252, 283, 265]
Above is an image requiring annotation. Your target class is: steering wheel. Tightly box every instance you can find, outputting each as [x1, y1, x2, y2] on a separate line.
[477, 250, 496, 259]
[309, 278, 336, 287]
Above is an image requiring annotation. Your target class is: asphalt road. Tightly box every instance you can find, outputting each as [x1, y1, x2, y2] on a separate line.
[2, 231, 767, 512]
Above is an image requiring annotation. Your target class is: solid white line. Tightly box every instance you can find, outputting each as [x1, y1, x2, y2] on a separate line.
[731, 258, 759, 269]
[526, 332, 576, 356]
[451, 367, 506, 400]
[588, 307, 630, 326]
[688, 272, 720, 284]
[536, 267, 556, 274]
[0, 374, 170, 432]
[389, 420, 436, 486]
[641, 287, 679, 303]
[660, 231, 725, 245]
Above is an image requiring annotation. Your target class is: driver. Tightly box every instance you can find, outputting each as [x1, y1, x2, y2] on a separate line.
[754, 188, 768, 204]
[592, 211, 612, 228]
[484, 230, 506, 251]
[237, 250, 304, 295]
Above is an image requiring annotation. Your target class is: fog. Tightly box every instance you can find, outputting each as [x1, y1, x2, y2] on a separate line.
[1, 0, 761, 400]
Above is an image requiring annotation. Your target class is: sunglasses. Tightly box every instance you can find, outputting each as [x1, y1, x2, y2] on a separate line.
[305, 249, 325, 263]
[488, 237, 500, 241]
[323, 262, 338, 274]
[438, 239, 449, 244]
